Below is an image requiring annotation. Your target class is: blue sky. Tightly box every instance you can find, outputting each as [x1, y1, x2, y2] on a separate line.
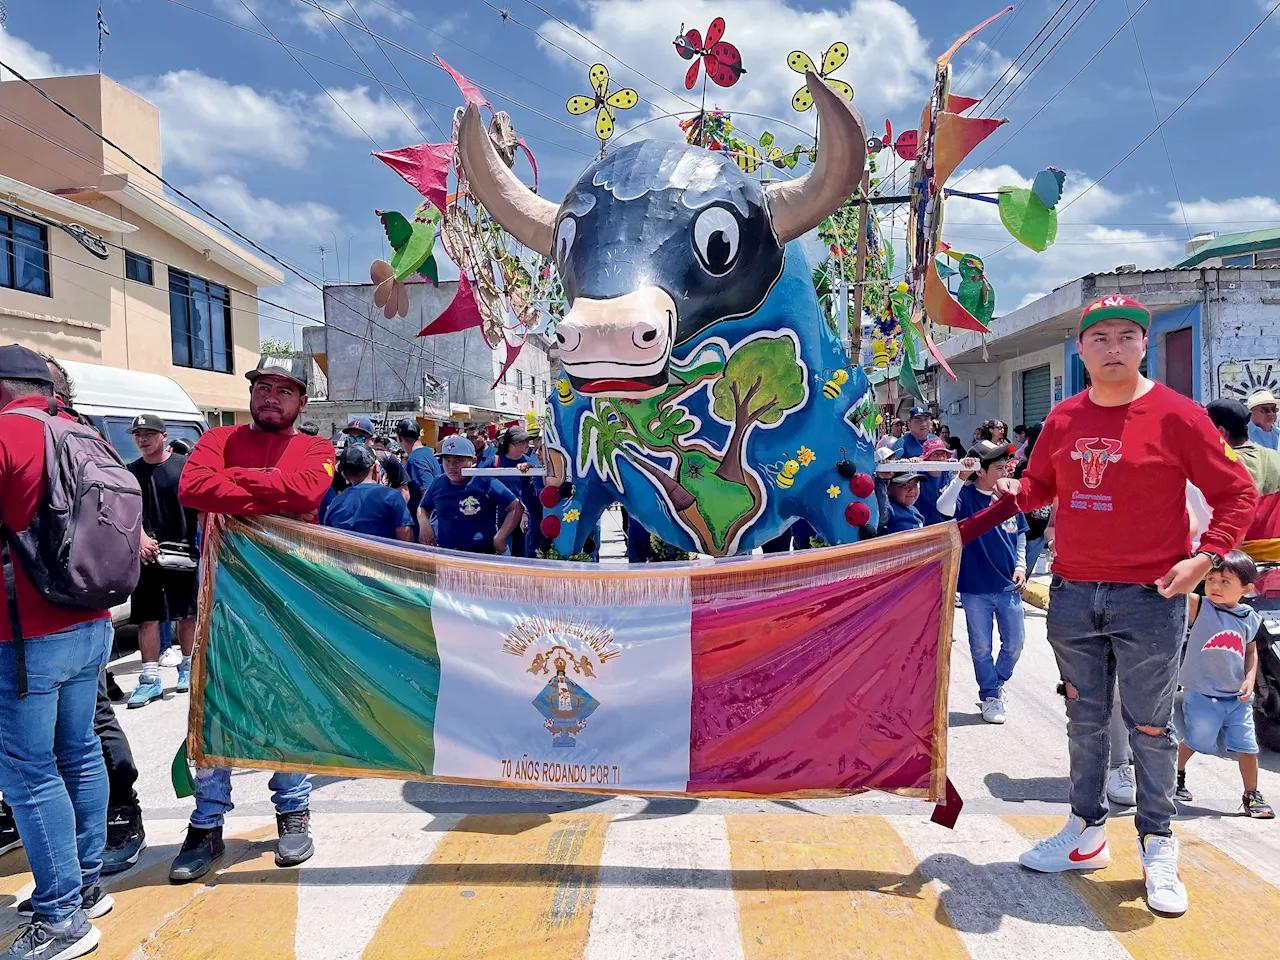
[3, 0, 1278, 344]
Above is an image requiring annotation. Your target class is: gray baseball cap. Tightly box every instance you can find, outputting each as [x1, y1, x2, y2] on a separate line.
[246, 354, 307, 390]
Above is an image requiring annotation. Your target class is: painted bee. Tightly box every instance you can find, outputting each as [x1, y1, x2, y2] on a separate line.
[555, 378, 574, 404]
[817, 367, 850, 399]
[764, 458, 801, 489]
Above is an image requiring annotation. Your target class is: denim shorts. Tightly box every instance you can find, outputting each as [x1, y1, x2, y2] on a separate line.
[1182, 690, 1258, 755]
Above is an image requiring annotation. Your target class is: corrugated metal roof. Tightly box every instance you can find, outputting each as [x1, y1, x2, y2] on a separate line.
[1172, 228, 1280, 268]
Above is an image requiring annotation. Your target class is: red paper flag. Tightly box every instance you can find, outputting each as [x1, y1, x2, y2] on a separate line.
[490, 338, 522, 390]
[418, 274, 483, 337]
[946, 94, 981, 115]
[374, 143, 453, 213]
[435, 55, 489, 109]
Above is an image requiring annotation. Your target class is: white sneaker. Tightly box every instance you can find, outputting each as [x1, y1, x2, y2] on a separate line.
[1140, 835, 1188, 915]
[980, 697, 1006, 724]
[159, 646, 183, 668]
[1106, 764, 1137, 806]
[1018, 815, 1110, 872]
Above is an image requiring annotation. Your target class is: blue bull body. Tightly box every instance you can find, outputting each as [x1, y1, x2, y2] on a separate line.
[543, 238, 880, 558]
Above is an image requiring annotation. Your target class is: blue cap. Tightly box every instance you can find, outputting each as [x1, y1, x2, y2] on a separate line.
[440, 435, 476, 457]
[907, 406, 930, 420]
[344, 417, 375, 437]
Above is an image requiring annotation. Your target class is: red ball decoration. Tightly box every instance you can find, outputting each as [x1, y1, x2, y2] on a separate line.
[539, 486, 561, 509]
[850, 473, 875, 498]
[844, 501, 871, 527]
[540, 515, 563, 539]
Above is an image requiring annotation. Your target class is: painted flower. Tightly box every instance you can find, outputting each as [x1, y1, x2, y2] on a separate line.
[797, 446, 816, 467]
[563, 508, 581, 522]
[826, 485, 840, 499]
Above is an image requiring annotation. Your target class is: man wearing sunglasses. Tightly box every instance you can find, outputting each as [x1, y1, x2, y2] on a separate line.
[1248, 389, 1278, 450]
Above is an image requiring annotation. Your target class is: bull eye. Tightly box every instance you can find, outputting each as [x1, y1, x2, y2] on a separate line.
[692, 207, 740, 276]
[554, 217, 576, 267]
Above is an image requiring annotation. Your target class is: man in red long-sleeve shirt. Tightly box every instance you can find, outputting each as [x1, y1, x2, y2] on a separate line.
[995, 295, 1256, 917]
[173, 356, 333, 884]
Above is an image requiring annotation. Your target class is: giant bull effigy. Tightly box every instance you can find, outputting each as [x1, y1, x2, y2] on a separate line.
[459, 72, 880, 557]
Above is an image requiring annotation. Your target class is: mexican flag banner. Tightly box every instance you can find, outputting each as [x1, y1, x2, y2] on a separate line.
[190, 516, 960, 800]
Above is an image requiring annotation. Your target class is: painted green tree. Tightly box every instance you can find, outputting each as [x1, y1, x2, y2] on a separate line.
[712, 336, 807, 484]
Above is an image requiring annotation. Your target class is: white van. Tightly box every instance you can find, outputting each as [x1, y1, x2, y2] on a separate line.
[58, 359, 207, 459]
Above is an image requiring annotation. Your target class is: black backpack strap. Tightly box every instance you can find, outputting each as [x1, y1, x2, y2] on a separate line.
[0, 539, 28, 699]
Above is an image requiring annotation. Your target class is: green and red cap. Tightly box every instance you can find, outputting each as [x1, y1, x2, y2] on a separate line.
[1079, 295, 1152, 335]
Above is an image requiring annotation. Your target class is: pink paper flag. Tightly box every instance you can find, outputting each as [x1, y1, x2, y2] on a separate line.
[418, 274, 483, 337]
[435, 55, 489, 109]
[490, 338, 523, 390]
[375, 143, 453, 212]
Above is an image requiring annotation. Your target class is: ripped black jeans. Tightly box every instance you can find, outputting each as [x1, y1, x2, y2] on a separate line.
[1046, 576, 1186, 839]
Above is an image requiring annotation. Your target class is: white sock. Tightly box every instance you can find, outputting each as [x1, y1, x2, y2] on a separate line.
[140, 662, 159, 683]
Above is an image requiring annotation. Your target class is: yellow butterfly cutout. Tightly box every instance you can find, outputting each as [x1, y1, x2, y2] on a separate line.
[565, 63, 638, 143]
[787, 41, 854, 112]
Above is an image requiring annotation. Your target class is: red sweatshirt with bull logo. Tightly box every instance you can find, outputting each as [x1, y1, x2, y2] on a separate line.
[1015, 382, 1257, 584]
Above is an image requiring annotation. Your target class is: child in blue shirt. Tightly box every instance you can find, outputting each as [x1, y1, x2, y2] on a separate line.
[419, 435, 524, 555]
[883, 472, 926, 533]
[937, 440, 1027, 725]
[323, 444, 415, 541]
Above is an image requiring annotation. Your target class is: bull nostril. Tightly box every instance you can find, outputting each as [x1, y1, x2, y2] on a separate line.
[555, 333, 566, 344]
[640, 329, 658, 343]
[632, 324, 661, 349]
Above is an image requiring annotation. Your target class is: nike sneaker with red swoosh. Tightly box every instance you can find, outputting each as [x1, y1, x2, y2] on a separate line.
[1018, 815, 1110, 872]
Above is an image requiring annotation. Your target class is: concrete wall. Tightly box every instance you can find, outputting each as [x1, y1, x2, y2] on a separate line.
[936, 341, 1065, 440]
[1202, 269, 1280, 400]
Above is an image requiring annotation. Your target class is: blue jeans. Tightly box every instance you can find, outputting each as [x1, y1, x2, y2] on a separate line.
[0, 620, 111, 923]
[1025, 537, 1045, 576]
[191, 767, 311, 829]
[1046, 577, 1185, 838]
[961, 591, 1026, 700]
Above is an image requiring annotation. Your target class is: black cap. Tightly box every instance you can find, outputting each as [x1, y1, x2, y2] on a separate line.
[503, 426, 530, 445]
[1206, 398, 1251, 438]
[127, 413, 167, 434]
[969, 439, 1017, 464]
[338, 443, 376, 474]
[245, 355, 307, 390]
[395, 416, 421, 439]
[0, 344, 53, 384]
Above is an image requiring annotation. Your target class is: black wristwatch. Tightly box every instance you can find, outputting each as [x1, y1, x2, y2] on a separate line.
[1194, 549, 1224, 570]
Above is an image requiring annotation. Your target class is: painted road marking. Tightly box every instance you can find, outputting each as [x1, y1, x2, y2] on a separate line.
[1007, 815, 1280, 957]
[726, 814, 971, 960]
[359, 813, 609, 960]
[586, 812, 745, 960]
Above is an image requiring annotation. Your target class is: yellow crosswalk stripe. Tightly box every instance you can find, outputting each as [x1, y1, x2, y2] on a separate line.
[360, 813, 610, 960]
[725, 814, 971, 960]
[1006, 815, 1280, 956]
[0, 849, 31, 899]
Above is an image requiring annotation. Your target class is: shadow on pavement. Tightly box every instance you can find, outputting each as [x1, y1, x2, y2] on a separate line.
[984, 772, 1072, 802]
[947, 711, 988, 728]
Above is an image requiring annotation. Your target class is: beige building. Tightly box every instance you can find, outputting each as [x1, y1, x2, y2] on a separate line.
[0, 73, 283, 423]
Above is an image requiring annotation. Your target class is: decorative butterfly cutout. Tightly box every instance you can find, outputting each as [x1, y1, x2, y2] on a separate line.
[787, 42, 854, 112]
[566, 63, 638, 144]
[673, 17, 746, 90]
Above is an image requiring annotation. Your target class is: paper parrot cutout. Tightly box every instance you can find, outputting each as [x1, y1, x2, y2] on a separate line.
[371, 202, 441, 320]
[999, 167, 1065, 252]
[673, 18, 745, 89]
[942, 249, 994, 327]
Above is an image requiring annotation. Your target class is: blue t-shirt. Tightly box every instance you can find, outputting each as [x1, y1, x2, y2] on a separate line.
[893, 432, 937, 459]
[952, 484, 1028, 594]
[1249, 421, 1279, 450]
[323, 482, 413, 539]
[422, 475, 517, 553]
[318, 485, 338, 525]
[884, 500, 924, 533]
[917, 471, 948, 525]
[405, 446, 441, 500]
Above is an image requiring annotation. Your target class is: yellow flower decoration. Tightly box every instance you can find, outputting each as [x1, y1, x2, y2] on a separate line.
[797, 446, 816, 467]
[563, 508, 581, 522]
[826, 485, 840, 499]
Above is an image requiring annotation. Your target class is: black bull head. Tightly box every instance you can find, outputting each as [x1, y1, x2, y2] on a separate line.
[457, 72, 867, 397]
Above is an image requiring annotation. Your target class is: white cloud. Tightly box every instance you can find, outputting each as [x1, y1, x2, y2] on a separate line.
[258, 277, 326, 347]
[312, 85, 422, 143]
[930, 163, 1182, 313]
[0, 23, 71, 79]
[130, 71, 313, 175]
[1167, 196, 1280, 233]
[538, 0, 933, 144]
[185, 175, 343, 243]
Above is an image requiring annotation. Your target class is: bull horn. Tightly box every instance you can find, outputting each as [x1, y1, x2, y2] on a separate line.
[456, 103, 557, 257]
[766, 71, 867, 243]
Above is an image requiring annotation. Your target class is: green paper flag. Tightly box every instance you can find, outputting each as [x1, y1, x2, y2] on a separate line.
[171, 742, 195, 799]
[898, 356, 926, 402]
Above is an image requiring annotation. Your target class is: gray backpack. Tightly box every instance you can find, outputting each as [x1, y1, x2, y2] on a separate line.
[1, 402, 143, 613]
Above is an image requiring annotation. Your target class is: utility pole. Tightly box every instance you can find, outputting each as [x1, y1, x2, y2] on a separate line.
[850, 169, 871, 362]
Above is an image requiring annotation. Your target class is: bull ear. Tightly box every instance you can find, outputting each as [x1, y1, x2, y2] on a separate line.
[456, 103, 558, 257]
[766, 71, 867, 243]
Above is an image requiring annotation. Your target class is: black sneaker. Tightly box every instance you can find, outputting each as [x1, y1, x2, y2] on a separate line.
[275, 809, 314, 868]
[1244, 790, 1276, 819]
[18, 883, 114, 920]
[102, 805, 145, 875]
[1174, 771, 1193, 802]
[0, 800, 21, 857]
[2, 914, 99, 960]
[169, 824, 225, 883]
[105, 670, 127, 703]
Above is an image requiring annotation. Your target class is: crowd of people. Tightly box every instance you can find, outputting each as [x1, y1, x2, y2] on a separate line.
[0, 289, 1277, 954]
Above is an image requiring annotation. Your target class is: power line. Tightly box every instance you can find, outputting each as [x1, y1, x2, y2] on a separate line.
[955, 5, 1021, 89]
[984, 0, 1103, 118]
[977, 0, 1074, 106]
[338, 0, 446, 139]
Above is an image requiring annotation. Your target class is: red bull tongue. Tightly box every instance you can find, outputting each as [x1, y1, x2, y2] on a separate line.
[578, 378, 656, 394]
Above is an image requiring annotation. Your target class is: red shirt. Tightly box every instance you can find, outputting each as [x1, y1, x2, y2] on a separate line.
[179, 425, 334, 517]
[0, 396, 109, 642]
[1016, 382, 1257, 584]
